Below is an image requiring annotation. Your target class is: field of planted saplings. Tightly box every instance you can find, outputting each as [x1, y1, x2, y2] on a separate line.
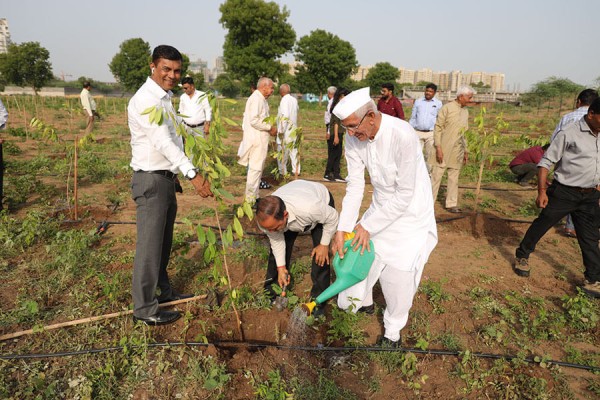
[0, 94, 598, 399]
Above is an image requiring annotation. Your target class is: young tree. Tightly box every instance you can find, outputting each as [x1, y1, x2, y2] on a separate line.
[0, 42, 53, 93]
[220, 0, 296, 87]
[364, 62, 399, 94]
[294, 29, 357, 102]
[109, 38, 151, 92]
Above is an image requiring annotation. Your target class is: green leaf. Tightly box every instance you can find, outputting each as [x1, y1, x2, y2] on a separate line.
[206, 229, 216, 245]
[243, 202, 254, 219]
[197, 226, 206, 245]
[233, 217, 244, 239]
[222, 117, 238, 126]
[237, 206, 244, 219]
[141, 106, 155, 115]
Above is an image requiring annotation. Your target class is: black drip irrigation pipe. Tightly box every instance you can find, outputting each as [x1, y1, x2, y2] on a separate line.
[1, 341, 597, 372]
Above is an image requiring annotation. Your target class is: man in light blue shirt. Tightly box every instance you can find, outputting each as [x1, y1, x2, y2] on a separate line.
[409, 83, 442, 172]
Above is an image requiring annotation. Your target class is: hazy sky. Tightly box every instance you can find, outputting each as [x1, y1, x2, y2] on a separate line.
[3, 0, 599, 91]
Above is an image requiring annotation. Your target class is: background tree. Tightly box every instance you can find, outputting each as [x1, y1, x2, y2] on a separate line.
[220, 0, 296, 87]
[109, 38, 151, 92]
[0, 42, 53, 93]
[212, 73, 242, 98]
[364, 62, 399, 94]
[294, 29, 357, 102]
[522, 76, 584, 107]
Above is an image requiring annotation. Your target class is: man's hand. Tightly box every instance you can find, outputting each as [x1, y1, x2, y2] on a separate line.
[203, 123, 210, 135]
[277, 268, 290, 288]
[536, 190, 548, 208]
[331, 231, 347, 259]
[190, 175, 213, 198]
[333, 135, 339, 146]
[269, 125, 277, 137]
[463, 152, 469, 164]
[436, 147, 444, 164]
[311, 244, 330, 267]
[351, 224, 371, 255]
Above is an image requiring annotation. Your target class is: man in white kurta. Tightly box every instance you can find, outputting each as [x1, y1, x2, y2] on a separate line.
[276, 84, 300, 176]
[332, 87, 438, 346]
[237, 77, 277, 202]
[80, 81, 96, 134]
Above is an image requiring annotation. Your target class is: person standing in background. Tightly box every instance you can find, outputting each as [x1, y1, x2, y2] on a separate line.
[276, 84, 300, 176]
[377, 83, 405, 120]
[237, 77, 277, 203]
[430, 86, 475, 213]
[409, 83, 442, 172]
[324, 88, 350, 182]
[179, 77, 211, 137]
[80, 81, 97, 134]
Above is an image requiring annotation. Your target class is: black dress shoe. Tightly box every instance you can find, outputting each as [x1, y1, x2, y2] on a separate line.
[376, 335, 401, 348]
[157, 293, 194, 304]
[357, 304, 375, 314]
[133, 310, 181, 326]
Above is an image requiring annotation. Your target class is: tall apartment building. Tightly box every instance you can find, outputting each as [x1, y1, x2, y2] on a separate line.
[0, 18, 11, 54]
[351, 65, 371, 81]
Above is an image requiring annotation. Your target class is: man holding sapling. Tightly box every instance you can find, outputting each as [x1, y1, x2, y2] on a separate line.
[129, 45, 213, 326]
[513, 98, 600, 298]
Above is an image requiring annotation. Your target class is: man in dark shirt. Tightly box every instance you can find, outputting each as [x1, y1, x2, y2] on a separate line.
[513, 98, 600, 298]
[509, 144, 549, 186]
[377, 83, 405, 120]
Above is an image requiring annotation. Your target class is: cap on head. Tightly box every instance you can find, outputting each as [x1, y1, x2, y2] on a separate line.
[332, 87, 371, 120]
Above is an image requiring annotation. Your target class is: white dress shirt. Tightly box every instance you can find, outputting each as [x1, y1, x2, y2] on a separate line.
[339, 115, 438, 270]
[261, 180, 339, 267]
[80, 88, 96, 117]
[178, 89, 212, 126]
[277, 93, 299, 144]
[128, 77, 195, 175]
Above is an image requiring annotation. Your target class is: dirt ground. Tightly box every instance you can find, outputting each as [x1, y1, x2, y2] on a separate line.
[0, 98, 598, 399]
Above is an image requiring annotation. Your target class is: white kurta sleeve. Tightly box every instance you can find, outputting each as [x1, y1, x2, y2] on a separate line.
[338, 135, 366, 232]
[361, 133, 418, 235]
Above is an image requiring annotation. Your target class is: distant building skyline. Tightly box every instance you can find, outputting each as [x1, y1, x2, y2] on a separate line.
[187, 56, 226, 84]
[0, 18, 11, 54]
[352, 65, 507, 92]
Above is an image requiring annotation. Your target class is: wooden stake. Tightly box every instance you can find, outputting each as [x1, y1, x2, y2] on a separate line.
[0, 294, 207, 341]
[73, 136, 78, 221]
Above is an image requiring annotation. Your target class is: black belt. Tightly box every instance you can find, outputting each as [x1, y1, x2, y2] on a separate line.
[555, 181, 597, 193]
[136, 170, 177, 180]
[184, 122, 204, 128]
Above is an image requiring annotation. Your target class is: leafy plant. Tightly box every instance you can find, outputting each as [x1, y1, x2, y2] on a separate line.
[249, 369, 292, 400]
[562, 288, 599, 331]
[419, 279, 451, 314]
[326, 304, 366, 346]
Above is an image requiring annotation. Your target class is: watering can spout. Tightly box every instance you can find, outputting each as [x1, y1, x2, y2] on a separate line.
[301, 233, 374, 314]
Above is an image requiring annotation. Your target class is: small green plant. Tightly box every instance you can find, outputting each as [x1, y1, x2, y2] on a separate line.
[518, 198, 539, 218]
[419, 279, 451, 314]
[326, 304, 366, 346]
[562, 288, 599, 331]
[249, 369, 292, 400]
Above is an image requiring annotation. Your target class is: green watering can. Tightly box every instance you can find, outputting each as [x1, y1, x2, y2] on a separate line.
[302, 232, 375, 315]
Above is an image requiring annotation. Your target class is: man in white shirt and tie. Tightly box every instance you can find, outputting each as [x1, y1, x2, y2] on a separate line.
[178, 76, 211, 137]
[129, 45, 213, 326]
[256, 180, 338, 316]
[276, 83, 300, 176]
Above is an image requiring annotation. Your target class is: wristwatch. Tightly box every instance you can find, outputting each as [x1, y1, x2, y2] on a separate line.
[186, 168, 198, 180]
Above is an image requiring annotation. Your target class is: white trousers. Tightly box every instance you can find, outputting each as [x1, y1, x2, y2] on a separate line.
[337, 256, 424, 341]
[416, 130, 434, 173]
[277, 142, 300, 176]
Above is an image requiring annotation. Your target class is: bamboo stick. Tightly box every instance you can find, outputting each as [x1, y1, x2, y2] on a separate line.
[0, 294, 208, 341]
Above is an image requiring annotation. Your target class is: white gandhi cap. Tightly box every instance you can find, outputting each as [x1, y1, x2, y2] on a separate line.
[332, 87, 372, 120]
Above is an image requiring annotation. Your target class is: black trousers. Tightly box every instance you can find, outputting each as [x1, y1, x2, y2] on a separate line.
[325, 131, 343, 177]
[516, 181, 600, 282]
[264, 193, 335, 300]
[510, 163, 537, 183]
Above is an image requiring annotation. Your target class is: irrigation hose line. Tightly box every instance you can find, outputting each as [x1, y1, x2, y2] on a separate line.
[1, 340, 597, 373]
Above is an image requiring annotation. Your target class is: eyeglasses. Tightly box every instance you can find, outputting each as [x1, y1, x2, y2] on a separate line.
[341, 111, 370, 132]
